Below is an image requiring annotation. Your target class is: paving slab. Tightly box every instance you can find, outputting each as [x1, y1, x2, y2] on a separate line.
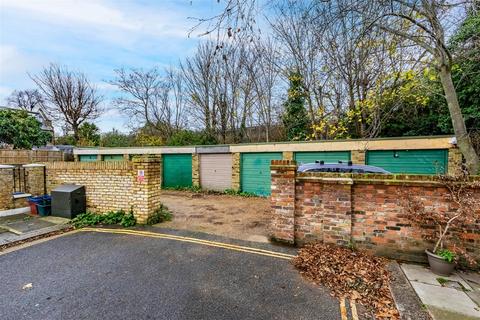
[411, 282, 480, 319]
[402, 264, 473, 290]
[0, 214, 70, 246]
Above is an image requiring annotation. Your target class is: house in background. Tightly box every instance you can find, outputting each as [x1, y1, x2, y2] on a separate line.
[0, 106, 54, 144]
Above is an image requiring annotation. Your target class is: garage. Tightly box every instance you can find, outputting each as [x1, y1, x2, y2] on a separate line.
[241, 152, 283, 196]
[162, 154, 192, 188]
[78, 155, 97, 162]
[294, 151, 351, 164]
[366, 149, 448, 174]
[199, 153, 232, 191]
[102, 154, 124, 161]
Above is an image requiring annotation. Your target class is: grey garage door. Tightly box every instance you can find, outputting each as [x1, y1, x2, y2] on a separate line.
[200, 153, 232, 191]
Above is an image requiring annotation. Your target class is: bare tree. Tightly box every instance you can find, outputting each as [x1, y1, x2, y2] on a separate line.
[110, 67, 186, 140]
[31, 64, 102, 142]
[361, 0, 479, 172]
[247, 38, 283, 142]
[6, 89, 45, 112]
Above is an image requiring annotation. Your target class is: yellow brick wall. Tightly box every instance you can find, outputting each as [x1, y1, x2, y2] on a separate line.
[192, 153, 200, 187]
[0, 168, 14, 210]
[46, 157, 162, 223]
[351, 150, 366, 165]
[231, 153, 241, 191]
[282, 151, 294, 160]
[448, 148, 463, 176]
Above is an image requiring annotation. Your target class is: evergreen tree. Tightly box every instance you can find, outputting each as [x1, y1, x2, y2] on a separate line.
[282, 72, 309, 140]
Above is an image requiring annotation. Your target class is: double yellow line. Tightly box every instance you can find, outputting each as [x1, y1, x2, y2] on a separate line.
[80, 228, 296, 260]
[340, 297, 359, 320]
[80, 228, 359, 320]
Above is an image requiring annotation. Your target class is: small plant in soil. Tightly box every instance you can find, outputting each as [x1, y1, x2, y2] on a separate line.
[146, 204, 173, 225]
[224, 189, 259, 197]
[402, 173, 480, 268]
[436, 277, 448, 286]
[71, 208, 136, 228]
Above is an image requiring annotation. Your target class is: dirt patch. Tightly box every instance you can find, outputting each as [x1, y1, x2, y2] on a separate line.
[157, 190, 271, 243]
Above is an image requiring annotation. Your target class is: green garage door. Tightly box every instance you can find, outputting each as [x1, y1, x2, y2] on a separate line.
[102, 154, 124, 161]
[366, 149, 448, 174]
[294, 151, 351, 164]
[241, 152, 283, 196]
[78, 155, 97, 162]
[162, 154, 192, 188]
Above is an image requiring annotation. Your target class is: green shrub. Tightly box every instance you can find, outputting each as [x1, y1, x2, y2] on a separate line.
[437, 249, 455, 263]
[146, 204, 173, 225]
[162, 185, 202, 193]
[224, 189, 259, 197]
[163, 186, 260, 197]
[71, 209, 137, 228]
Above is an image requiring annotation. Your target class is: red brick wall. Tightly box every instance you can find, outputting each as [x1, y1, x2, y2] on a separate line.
[270, 160, 296, 243]
[270, 161, 480, 263]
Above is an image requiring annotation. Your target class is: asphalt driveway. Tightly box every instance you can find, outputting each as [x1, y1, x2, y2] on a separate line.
[0, 228, 346, 320]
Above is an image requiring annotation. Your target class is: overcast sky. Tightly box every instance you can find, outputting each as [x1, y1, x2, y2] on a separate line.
[0, 0, 219, 133]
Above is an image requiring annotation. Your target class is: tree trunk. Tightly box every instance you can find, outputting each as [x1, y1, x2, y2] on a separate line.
[72, 124, 80, 143]
[438, 65, 479, 174]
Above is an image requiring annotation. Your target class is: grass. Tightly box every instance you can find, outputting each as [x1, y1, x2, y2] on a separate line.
[146, 204, 173, 225]
[162, 185, 259, 197]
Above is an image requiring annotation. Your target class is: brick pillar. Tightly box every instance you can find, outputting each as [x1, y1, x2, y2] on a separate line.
[0, 167, 14, 210]
[74, 154, 79, 162]
[270, 160, 297, 244]
[132, 156, 162, 224]
[448, 148, 463, 176]
[282, 151, 294, 160]
[351, 150, 366, 165]
[123, 154, 130, 161]
[97, 154, 102, 161]
[192, 153, 200, 187]
[321, 179, 353, 246]
[25, 165, 46, 196]
[231, 153, 241, 191]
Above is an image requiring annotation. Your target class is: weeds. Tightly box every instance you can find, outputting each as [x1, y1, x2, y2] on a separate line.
[146, 204, 173, 225]
[163, 186, 260, 197]
[71, 208, 136, 228]
[436, 277, 448, 286]
[162, 185, 202, 193]
[223, 189, 259, 197]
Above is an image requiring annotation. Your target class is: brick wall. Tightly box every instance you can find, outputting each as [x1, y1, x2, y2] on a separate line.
[0, 168, 14, 209]
[46, 156, 162, 223]
[231, 153, 241, 191]
[192, 153, 200, 187]
[270, 160, 480, 263]
[351, 150, 366, 164]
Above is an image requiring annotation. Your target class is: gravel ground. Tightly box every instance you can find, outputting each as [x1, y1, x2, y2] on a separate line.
[159, 191, 271, 242]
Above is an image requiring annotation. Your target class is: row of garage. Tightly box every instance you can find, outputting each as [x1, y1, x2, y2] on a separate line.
[155, 149, 449, 196]
[75, 136, 455, 196]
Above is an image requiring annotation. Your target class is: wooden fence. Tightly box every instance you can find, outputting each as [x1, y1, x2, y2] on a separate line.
[0, 150, 65, 164]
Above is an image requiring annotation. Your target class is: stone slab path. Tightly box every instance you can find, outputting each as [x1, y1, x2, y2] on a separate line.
[401, 263, 480, 319]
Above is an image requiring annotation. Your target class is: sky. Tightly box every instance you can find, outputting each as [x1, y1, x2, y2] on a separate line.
[0, 0, 220, 133]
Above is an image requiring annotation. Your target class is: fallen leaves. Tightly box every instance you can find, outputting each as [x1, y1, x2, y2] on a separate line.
[292, 242, 400, 319]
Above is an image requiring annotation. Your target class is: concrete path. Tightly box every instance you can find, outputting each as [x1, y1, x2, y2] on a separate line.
[0, 227, 360, 320]
[401, 263, 480, 319]
[0, 214, 70, 246]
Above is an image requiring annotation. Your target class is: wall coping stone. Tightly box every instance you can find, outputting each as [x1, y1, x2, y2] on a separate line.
[296, 176, 354, 185]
